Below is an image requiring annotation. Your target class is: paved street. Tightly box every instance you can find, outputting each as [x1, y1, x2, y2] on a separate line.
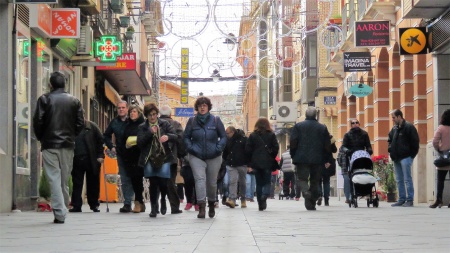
[1, 197, 449, 253]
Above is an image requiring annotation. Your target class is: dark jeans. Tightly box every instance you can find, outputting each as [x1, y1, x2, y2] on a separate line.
[181, 165, 196, 204]
[165, 163, 180, 211]
[296, 164, 322, 208]
[318, 174, 331, 199]
[149, 177, 168, 207]
[253, 168, 271, 202]
[436, 170, 449, 200]
[127, 164, 144, 203]
[282, 171, 296, 198]
[71, 155, 100, 209]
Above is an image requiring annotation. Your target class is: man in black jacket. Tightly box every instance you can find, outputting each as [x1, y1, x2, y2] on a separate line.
[290, 107, 331, 211]
[223, 127, 248, 208]
[33, 72, 84, 224]
[388, 109, 419, 207]
[69, 114, 105, 213]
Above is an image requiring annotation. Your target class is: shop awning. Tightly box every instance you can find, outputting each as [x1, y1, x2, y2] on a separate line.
[105, 81, 123, 105]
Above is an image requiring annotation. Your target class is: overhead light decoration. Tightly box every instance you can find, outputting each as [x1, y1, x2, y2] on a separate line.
[95, 35, 122, 62]
[211, 69, 221, 82]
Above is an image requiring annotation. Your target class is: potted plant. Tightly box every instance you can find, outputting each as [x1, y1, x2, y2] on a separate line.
[125, 26, 134, 40]
[373, 154, 397, 202]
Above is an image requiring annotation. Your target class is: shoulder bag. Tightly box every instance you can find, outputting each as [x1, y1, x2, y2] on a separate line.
[434, 150, 450, 167]
[256, 133, 279, 171]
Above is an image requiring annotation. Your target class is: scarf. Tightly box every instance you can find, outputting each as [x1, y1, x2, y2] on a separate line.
[196, 112, 210, 126]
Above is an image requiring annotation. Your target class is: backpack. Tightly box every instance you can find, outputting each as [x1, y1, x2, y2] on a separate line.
[148, 127, 166, 169]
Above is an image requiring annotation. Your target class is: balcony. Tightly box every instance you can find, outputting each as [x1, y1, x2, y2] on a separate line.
[403, 0, 450, 19]
[77, 0, 101, 15]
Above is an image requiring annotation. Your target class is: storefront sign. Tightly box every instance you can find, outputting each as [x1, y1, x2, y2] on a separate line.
[355, 20, 390, 47]
[14, 0, 58, 3]
[324, 96, 336, 105]
[51, 8, 80, 38]
[95, 35, 122, 62]
[349, 83, 373, 98]
[180, 48, 189, 105]
[175, 107, 194, 117]
[343, 52, 371, 72]
[29, 4, 52, 37]
[399, 27, 428, 55]
[96, 53, 136, 70]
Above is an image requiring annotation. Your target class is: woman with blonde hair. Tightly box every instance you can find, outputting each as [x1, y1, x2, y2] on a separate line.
[245, 117, 279, 211]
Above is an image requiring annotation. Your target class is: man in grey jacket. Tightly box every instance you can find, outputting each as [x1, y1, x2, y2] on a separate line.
[33, 72, 84, 223]
[290, 107, 331, 211]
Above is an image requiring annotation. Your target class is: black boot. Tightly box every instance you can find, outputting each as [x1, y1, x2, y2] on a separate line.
[429, 199, 442, 208]
[197, 202, 206, 218]
[160, 199, 167, 215]
[208, 201, 216, 218]
[324, 198, 329, 206]
[149, 204, 157, 218]
[317, 197, 322, 206]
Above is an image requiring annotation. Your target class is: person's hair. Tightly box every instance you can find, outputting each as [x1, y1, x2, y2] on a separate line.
[227, 126, 236, 133]
[392, 109, 403, 118]
[305, 106, 317, 119]
[159, 105, 172, 116]
[440, 109, 450, 126]
[254, 117, 272, 133]
[128, 105, 142, 118]
[49, 72, 66, 89]
[117, 100, 127, 107]
[194, 96, 212, 111]
[143, 103, 159, 117]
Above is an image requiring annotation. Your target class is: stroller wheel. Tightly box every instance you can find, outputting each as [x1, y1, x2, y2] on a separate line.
[367, 199, 370, 208]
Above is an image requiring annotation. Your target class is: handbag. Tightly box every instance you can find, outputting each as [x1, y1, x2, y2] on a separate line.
[147, 127, 166, 169]
[256, 134, 279, 171]
[434, 150, 450, 167]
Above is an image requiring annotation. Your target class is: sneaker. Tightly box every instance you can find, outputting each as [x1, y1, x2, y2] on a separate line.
[402, 201, 414, 207]
[53, 219, 65, 224]
[194, 204, 199, 211]
[295, 198, 300, 201]
[68, 207, 81, 213]
[119, 204, 131, 213]
[345, 199, 350, 204]
[391, 201, 405, 207]
[184, 203, 193, 211]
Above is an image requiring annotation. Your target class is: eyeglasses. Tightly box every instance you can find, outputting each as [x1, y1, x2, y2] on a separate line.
[351, 121, 359, 125]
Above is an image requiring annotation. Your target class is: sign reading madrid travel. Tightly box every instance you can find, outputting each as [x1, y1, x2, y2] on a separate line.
[175, 107, 194, 117]
[355, 20, 390, 47]
[344, 52, 371, 72]
[399, 27, 428, 55]
[349, 84, 373, 97]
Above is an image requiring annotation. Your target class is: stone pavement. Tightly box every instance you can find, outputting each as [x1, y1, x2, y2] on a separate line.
[1, 197, 449, 253]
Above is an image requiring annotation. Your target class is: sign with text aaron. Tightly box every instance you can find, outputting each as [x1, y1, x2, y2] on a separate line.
[180, 48, 189, 104]
[355, 20, 390, 47]
[344, 52, 371, 72]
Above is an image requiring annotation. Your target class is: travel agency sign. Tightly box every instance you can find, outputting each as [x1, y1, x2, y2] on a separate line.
[355, 20, 390, 47]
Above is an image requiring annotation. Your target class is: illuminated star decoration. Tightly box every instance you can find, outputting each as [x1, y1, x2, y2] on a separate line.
[95, 36, 122, 62]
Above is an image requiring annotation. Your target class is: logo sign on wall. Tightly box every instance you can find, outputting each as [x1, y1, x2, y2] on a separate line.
[175, 107, 195, 117]
[349, 83, 373, 97]
[355, 20, 390, 47]
[51, 8, 80, 38]
[324, 96, 336, 105]
[180, 48, 189, 105]
[344, 52, 371, 72]
[95, 36, 123, 62]
[399, 27, 428, 55]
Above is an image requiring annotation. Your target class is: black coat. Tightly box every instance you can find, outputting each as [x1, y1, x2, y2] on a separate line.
[223, 130, 248, 167]
[74, 121, 105, 174]
[388, 120, 420, 161]
[342, 127, 373, 157]
[245, 131, 279, 170]
[159, 115, 186, 160]
[122, 115, 145, 169]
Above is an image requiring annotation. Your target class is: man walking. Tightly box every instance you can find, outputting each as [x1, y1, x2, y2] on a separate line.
[69, 112, 105, 213]
[103, 101, 133, 213]
[222, 127, 248, 208]
[388, 109, 420, 207]
[33, 71, 84, 223]
[159, 105, 184, 214]
[290, 107, 331, 211]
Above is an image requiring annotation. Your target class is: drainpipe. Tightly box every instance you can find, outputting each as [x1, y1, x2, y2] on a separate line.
[11, 4, 18, 211]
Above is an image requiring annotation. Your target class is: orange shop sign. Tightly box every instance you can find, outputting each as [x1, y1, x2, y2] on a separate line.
[51, 8, 80, 38]
[96, 53, 137, 71]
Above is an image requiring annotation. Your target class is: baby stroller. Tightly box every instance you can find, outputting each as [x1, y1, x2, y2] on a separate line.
[348, 150, 379, 208]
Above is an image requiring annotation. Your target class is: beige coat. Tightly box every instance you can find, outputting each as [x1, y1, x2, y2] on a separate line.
[432, 125, 450, 171]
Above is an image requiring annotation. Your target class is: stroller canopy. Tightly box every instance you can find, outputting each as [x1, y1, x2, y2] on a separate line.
[350, 150, 373, 172]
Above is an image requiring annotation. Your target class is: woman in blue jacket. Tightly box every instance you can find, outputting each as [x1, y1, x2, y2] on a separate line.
[184, 96, 227, 218]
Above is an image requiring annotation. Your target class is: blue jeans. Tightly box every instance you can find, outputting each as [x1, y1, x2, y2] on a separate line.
[393, 157, 414, 202]
[343, 173, 351, 201]
[117, 155, 134, 206]
[318, 175, 331, 199]
[245, 174, 256, 199]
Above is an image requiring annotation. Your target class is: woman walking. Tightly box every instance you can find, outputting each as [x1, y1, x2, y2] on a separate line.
[137, 103, 177, 217]
[245, 118, 279, 211]
[184, 96, 227, 218]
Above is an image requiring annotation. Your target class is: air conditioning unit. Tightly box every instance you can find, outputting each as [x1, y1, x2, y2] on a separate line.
[275, 102, 297, 123]
[77, 26, 93, 55]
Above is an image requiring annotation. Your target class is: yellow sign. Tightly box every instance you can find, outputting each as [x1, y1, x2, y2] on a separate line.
[399, 27, 428, 55]
[180, 48, 189, 104]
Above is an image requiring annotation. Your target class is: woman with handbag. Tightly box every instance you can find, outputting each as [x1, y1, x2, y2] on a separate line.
[122, 105, 145, 213]
[431, 109, 450, 208]
[245, 118, 279, 211]
[183, 96, 227, 219]
[137, 103, 177, 217]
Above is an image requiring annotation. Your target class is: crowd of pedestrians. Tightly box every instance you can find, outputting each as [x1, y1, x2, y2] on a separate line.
[32, 72, 449, 224]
